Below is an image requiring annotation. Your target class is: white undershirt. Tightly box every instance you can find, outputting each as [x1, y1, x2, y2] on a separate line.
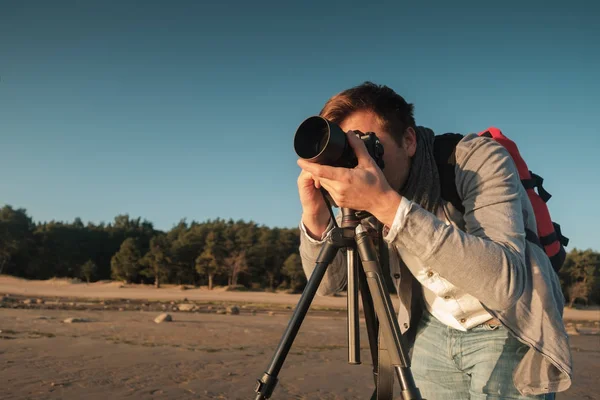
[384, 197, 494, 331]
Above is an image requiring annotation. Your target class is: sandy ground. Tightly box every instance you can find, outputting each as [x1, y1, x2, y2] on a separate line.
[0, 276, 599, 399]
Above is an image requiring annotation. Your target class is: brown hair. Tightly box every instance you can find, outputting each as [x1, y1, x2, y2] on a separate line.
[319, 81, 416, 145]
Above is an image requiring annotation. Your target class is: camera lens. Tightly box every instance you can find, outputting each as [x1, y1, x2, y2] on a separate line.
[294, 116, 348, 166]
[294, 117, 330, 159]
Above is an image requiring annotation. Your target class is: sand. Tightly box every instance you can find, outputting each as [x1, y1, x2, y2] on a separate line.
[0, 276, 598, 399]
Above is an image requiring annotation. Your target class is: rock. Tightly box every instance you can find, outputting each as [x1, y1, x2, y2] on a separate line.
[226, 306, 240, 315]
[565, 326, 579, 336]
[576, 327, 600, 335]
[171, 306, 178, 312]
[23, 299, 33, 305]
[36, 298, 44, 304]
[63, 317, 89, 323]
[154, 313, 172, 323]
[216, 309, 227, 315]
[178, 304, 195, 312]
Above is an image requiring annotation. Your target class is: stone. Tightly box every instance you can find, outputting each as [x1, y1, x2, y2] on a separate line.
[565, 325, 579, 336]
[36, 298, 44, 304]
[216, 309, 227, 315]
[63, 317, 89, 323]
[23, 299, 33, 305]
[178, 304, 195, 312]
[154, 313, 172, 323]
[226, 306, 240, 315]
[576, 327, 600, 335]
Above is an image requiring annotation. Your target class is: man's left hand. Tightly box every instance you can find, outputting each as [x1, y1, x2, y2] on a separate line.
[297, 130, 401, 226]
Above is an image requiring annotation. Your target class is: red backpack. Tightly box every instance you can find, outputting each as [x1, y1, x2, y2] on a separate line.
[434, 128, 569, 272]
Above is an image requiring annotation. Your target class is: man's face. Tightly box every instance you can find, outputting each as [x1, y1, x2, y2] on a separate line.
[339, 110, 416, 193]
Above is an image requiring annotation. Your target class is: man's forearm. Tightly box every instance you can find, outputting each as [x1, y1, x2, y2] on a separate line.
[301, 211, 331, 240]
[370, 190, 403, 230]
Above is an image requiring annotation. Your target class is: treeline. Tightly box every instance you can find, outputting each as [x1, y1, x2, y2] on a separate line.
[0, 205, 599, 305]
[0, 205, 306, 292]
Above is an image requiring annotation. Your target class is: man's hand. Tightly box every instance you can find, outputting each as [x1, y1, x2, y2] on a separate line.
[298, 169, 331, 240]
[297, 131, 402, 228]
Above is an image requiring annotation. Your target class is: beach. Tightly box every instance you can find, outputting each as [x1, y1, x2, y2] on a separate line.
[1, 276, 598, 399]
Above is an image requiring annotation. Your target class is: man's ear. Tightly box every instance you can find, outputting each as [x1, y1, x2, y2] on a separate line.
[403, 127, 417, 157]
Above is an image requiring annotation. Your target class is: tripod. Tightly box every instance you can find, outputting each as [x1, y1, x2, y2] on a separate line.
[254, 206, 423, 400]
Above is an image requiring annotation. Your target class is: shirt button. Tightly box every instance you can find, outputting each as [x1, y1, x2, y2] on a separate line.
[426, 271, 434, 278]
[394, 273, 400, 279]
[403, 323, 409, 328]
[444, 295, 451, 300]
[460, 318, 466, 323]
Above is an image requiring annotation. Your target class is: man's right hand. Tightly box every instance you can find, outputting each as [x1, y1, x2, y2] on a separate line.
[298, 169, 331, 240]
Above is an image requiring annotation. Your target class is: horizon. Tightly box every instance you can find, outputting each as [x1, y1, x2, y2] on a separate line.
[1, 1, 599, 250]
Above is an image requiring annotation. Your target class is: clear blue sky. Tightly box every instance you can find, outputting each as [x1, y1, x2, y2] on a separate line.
[1, 1, 598, 251]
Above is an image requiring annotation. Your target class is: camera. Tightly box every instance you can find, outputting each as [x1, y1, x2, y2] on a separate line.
[294, 116, 385, 170]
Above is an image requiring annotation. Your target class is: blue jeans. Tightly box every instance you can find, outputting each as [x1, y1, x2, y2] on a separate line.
[409, 310, 555, 400]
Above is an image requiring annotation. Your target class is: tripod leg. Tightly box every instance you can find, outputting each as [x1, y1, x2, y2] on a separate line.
[347, 248, 361, 365]
[254, 240, 341, 400]
[357, 261, 379, 379]
[355, 225, 423, 400]
[358, 263, 381, 400]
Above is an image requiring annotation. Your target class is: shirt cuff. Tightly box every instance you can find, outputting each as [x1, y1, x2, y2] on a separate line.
[382, 196, 412, 243]
[299, 218, 335, 244]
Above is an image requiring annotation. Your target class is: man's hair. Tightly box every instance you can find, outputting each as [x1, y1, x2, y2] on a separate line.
[319, 81, 416, 145]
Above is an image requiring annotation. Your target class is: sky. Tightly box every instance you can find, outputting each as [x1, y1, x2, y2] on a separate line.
[0, 0, 598, 251]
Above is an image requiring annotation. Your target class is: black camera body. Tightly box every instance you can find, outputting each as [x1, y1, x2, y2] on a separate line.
[294, 116, 385, 171]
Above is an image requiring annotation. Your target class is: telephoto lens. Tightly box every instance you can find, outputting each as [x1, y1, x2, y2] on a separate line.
[294, 116, 384, 170]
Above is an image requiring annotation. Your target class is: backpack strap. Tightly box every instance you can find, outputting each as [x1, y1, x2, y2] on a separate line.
[521, 171, 552, 203]
[434, 129, 569, 272]
[433, 133, 464, 214]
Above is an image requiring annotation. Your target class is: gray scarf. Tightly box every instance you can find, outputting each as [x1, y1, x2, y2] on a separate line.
[399, 126, 441, 214]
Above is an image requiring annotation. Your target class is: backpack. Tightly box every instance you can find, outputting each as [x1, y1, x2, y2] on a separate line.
[433, 128, 569, 272]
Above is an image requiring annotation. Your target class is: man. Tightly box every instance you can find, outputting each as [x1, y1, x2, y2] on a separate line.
[296, 82, 572, 399]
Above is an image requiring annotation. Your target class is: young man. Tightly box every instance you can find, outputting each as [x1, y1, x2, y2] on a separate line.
[297, 82, 572, 399]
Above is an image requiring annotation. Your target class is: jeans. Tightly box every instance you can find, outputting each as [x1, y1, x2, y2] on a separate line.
[410, 310, 555, 400]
